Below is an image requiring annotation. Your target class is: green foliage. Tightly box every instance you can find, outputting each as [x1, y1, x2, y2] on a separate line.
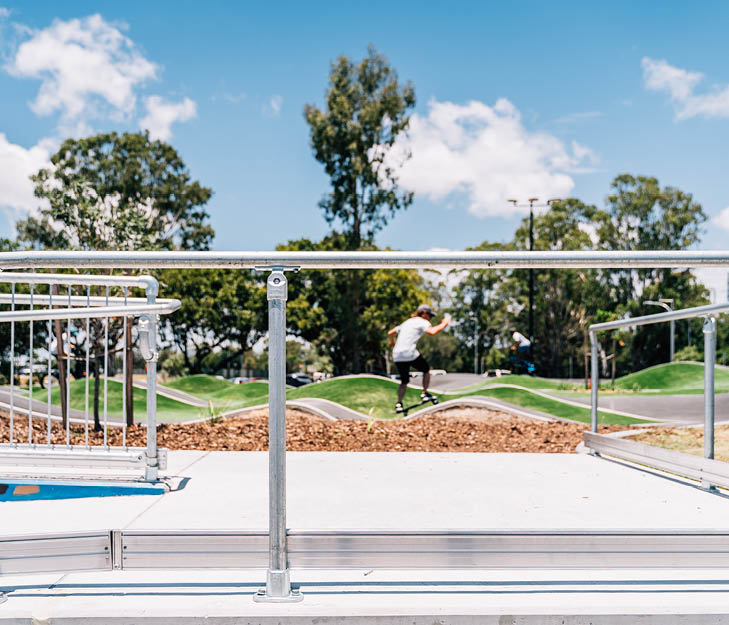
[280, 233, 429, 374]
[611, 362, 729, 394]
[304, 46, 415, 249]
[18, 131, 213, 251]
[158, 269, 267, 375]
[159, 349, 189, 378]
[673, 345, 702, 362]
[448, 241, 512, 373]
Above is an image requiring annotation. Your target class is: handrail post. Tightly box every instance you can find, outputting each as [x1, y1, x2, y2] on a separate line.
[590, 330, 599, 436]
[703, 315, 717, 474]
[141, 277, 160, 483]
[254, 268, 302, 603]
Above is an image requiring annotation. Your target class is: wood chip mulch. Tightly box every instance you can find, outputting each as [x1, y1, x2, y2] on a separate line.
[0, 407, 631, 453]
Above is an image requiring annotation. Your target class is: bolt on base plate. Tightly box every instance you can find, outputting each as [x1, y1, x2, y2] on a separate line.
[252, 587, 303, 603]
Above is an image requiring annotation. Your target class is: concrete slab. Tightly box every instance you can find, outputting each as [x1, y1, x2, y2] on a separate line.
[4, 568, 729, 623]
[2, 451, 728, 533]
[3, 450, 729, 622]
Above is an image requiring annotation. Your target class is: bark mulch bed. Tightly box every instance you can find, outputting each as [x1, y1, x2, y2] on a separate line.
[1, 407, 631, 453]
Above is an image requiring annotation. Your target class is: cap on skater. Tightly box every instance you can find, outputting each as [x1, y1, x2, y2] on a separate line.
[416, 304, 435, 316]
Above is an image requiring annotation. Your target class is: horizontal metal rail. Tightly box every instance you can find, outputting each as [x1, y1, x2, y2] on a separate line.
[584, 432, 729, 489]
[0, 301, 180, 322]
[0, 531, 110, 575]
[5, 529, 729, 575]
[0, 272, 157, 289]
[590, 302, 729, 331]
[0, 445, 167, 471]
[0, 294, 149, 306]
[2, 249, 729, 269]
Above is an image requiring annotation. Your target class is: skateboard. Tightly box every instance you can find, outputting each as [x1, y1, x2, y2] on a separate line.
[396, 395, 439, 417]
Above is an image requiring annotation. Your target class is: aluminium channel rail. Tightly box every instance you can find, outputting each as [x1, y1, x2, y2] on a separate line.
[2, 250, 729, 604]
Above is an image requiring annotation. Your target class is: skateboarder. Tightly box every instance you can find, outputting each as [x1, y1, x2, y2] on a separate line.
[388, 304, 451, 414]
[510, 328, 535, 374]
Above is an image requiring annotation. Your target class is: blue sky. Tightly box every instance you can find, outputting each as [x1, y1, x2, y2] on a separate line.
[1, 0, 728, 276]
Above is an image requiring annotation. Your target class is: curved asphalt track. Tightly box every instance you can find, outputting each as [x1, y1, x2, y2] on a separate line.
[4, 373, 723, 427]
[544, 391, 729, 425]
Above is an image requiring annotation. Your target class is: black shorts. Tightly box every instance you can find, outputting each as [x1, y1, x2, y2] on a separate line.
[395, 355, 430, 383]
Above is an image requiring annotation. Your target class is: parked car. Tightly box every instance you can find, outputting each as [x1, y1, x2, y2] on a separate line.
[230, 377, 250, 384]
[484, 369, 511, 377]
[286, 373, 313, 387]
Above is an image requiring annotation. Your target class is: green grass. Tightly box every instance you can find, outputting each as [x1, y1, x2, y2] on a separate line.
[164, 375, 269, 409]
[454, 374, 579, 393]
[453, 387, 645, 425]
[33, 379, 200, 423]
[284, 376, 646, 425]
[608, 362, 729, 394]
[286, 377, 424, 420]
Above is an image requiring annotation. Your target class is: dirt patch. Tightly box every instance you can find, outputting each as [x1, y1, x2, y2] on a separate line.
[1, 407, 632, 453]
[626, 424, 729, 462]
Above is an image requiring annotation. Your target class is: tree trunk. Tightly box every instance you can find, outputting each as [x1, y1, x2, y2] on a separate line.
[93, 354, 101, 431]
[53, 315, 68, 427]
[352, 270, 361, 373]
[583, 329, 589, 390]
[125, 317, 134, 427]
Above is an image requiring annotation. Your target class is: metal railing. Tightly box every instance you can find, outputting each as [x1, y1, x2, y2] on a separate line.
[587, 301, 729, 489]
[2, 250, 729, 604]
[0, 273, 180, 482]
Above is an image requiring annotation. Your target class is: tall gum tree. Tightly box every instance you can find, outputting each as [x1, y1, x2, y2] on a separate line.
[17, 131, 214, 428]
[304, 47, 415, 372]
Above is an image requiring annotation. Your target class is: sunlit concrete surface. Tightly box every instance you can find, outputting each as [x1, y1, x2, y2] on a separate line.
[2, 451, 729, 532]
[2, 450, 729, 622]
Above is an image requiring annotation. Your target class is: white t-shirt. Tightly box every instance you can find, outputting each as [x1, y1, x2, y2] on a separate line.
[512, 331, 531, 347]
[392, 316, 431, 362]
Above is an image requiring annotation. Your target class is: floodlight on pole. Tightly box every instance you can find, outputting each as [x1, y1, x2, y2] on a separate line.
[505, 197, 561, 373]
[643, 298, 674, 362]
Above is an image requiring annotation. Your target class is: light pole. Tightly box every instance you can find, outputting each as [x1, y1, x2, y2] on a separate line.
[507, 198, 560, 365]
[643, 298, 674, 362]
[469, 311, 479, 375]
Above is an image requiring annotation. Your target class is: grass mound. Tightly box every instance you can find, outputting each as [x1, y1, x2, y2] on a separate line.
[286, 376, 645, 424]
[164, 375, 269, 407]
[454, 374, 578, 392]
[35, 378, 200, 422]
[611, 362, 729, 394]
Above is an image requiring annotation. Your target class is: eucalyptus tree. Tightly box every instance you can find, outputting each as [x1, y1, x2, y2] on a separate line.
[304, 47, 415, 371]
[17, 131, 213, 427]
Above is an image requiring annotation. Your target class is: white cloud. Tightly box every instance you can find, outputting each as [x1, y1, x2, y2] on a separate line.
[386, 98, 591, 218]
[0, 7, 11, 18]
[268, 94, 283, 116]
[713, 206, 729, 233]
[693, 267, 728, 304]
[642, 57, 729, 119]
[5, 14, 157, 130]
[0, 133, 53, 222]
[139, 95, 196, 141]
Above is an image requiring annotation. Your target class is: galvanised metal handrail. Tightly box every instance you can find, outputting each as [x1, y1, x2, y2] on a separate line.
[0, 273, 179, 483]
[3, 250, 729, 603]
[588, 302, 729, 488]
[1, 249, 729, 269]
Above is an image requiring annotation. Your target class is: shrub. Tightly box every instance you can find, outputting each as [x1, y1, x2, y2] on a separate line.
[673, 345, 702, 362]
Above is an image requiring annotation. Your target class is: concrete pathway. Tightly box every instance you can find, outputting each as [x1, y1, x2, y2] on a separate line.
[2, 451, 729, 622]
